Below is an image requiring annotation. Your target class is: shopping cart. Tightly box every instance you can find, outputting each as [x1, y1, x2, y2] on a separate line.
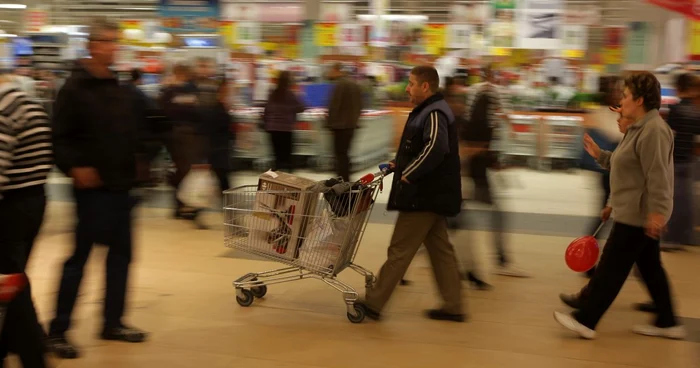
[223, 171, 389, 323]
[0, 274, 27, 331]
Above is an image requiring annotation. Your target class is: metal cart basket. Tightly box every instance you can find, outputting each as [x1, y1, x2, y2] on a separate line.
[223, 172, 387, 323]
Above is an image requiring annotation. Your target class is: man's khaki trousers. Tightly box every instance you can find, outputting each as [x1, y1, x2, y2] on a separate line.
[365, 211, 463, 315]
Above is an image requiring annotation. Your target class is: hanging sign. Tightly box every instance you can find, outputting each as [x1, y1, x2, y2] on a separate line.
[516, 0, 563, 50]
[159, 0, 220, 34]
[315, 23, 338, 47]
[423, 24, 447, 55]
[338, 24, 364, 47]
[236, 22, 261, 45]
[561, 24, 587, 58]
[448, 24, 472, 49]
[626, 22, 649, 65]
[688, 21, 700, 58]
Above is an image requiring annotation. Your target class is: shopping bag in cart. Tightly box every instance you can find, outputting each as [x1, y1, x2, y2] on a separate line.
[299, 209, 368, 270]
[177, 169, 218, 209]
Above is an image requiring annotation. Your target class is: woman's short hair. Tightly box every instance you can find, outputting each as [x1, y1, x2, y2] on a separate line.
[624, 72, 661, 112]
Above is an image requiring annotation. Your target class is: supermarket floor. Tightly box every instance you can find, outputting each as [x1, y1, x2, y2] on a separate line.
[7, 169, 700, 368]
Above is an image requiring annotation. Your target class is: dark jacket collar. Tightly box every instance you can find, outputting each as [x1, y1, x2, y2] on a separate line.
[411, 92, 445, 115]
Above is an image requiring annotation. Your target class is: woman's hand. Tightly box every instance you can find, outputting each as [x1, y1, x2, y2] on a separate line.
[601, 206, 612, 221]
[645, 213, 666, 240]
[583, 133, 602, 160]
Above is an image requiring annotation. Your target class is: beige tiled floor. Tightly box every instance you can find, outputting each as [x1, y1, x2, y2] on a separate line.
[7, 202, 700, 368]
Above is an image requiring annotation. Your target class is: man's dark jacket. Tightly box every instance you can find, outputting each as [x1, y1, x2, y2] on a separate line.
[387, 93, 462, 217]
[52, 62, 147, 191]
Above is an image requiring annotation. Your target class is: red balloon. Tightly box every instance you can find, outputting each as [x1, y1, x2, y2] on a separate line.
[565, 236, 600, 272]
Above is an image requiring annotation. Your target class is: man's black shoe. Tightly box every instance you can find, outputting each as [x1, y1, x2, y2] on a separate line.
[46, 335, 79, 359]
[425, 309, 466, 322]
[101, 325, 148, 343]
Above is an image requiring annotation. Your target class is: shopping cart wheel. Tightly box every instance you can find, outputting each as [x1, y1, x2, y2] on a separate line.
[236, 289, 254, 307]
[347, 304, 366, 324]
[251, 285, 267, 298]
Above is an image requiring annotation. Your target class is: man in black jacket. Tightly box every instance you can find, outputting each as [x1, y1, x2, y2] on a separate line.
[356, 66, 464, 322]
[47, 17, 149, 359]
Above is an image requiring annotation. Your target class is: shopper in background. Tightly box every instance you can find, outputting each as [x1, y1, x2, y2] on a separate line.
[262, 70, 305, 172]
[160, 63, 208, 225]
[555, 72, 685, 340]
[660, 73, 700, 251]
[47, 17, 149, 359]
[462, 65, 528, 278]
[356, 66, 465, 322]
[208, 79, 235, 193]
[326, 63, 363, 182]
[0, 74, 53, 368]
[442, 76, 493, 290]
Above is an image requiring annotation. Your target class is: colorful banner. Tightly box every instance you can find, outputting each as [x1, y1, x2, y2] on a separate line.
[159, 0, 220, 34]
[423, 24, 447, 55]
[647, 0, 700, 21]
[626, 22, 649, 65]
[315, 23, 338, 47]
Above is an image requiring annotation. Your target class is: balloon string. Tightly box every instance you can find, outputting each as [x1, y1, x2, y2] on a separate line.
[592, 221, 606, 238]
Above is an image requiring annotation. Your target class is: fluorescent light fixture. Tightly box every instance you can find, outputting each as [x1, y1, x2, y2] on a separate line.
[0, 4, 27, 9]
[357, 14, 428, 22]
[0, 33, 17, 38]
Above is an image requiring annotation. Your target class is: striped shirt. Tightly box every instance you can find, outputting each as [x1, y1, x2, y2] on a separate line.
[465, 82, 511, 127]
[666, 98, 700, 164]
[0, 84, 53, 197]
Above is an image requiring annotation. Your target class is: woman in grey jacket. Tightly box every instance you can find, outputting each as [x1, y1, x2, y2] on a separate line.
[554, 72, 685, 340]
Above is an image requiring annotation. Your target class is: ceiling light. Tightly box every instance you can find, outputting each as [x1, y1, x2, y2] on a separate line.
[0, 4, 27, 10]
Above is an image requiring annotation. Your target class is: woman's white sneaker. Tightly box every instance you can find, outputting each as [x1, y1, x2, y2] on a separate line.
[553, 311, 597, 340]
[632, 324, 686, 340]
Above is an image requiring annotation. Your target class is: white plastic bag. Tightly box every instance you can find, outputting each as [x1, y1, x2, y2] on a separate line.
[299, 210, 367, 270]
[177, 169, 218, 209]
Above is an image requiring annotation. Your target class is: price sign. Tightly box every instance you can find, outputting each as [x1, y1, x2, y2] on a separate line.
[236, 22, 260, 45]
[490, 47, 512, 56]
[690, 21, 700, 57]
[602, 47, 623, 65]
[448, 24, 472, 49]
[423, 24, 447, 55]
[563, 49, 585, 58]
[315, 23, 338, 47]
[338, 24, 364, 47]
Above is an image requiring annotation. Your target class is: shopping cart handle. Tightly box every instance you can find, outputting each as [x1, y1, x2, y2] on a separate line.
[378, 163, 394, 174]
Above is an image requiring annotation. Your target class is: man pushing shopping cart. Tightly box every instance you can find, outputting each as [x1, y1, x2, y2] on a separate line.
[354, 66, 465, 322]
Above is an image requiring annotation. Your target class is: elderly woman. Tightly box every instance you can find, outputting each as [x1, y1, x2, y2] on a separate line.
[554, 72, 685, 340]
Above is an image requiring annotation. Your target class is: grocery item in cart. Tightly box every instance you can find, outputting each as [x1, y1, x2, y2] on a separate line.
[246, 171, 319, 260]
